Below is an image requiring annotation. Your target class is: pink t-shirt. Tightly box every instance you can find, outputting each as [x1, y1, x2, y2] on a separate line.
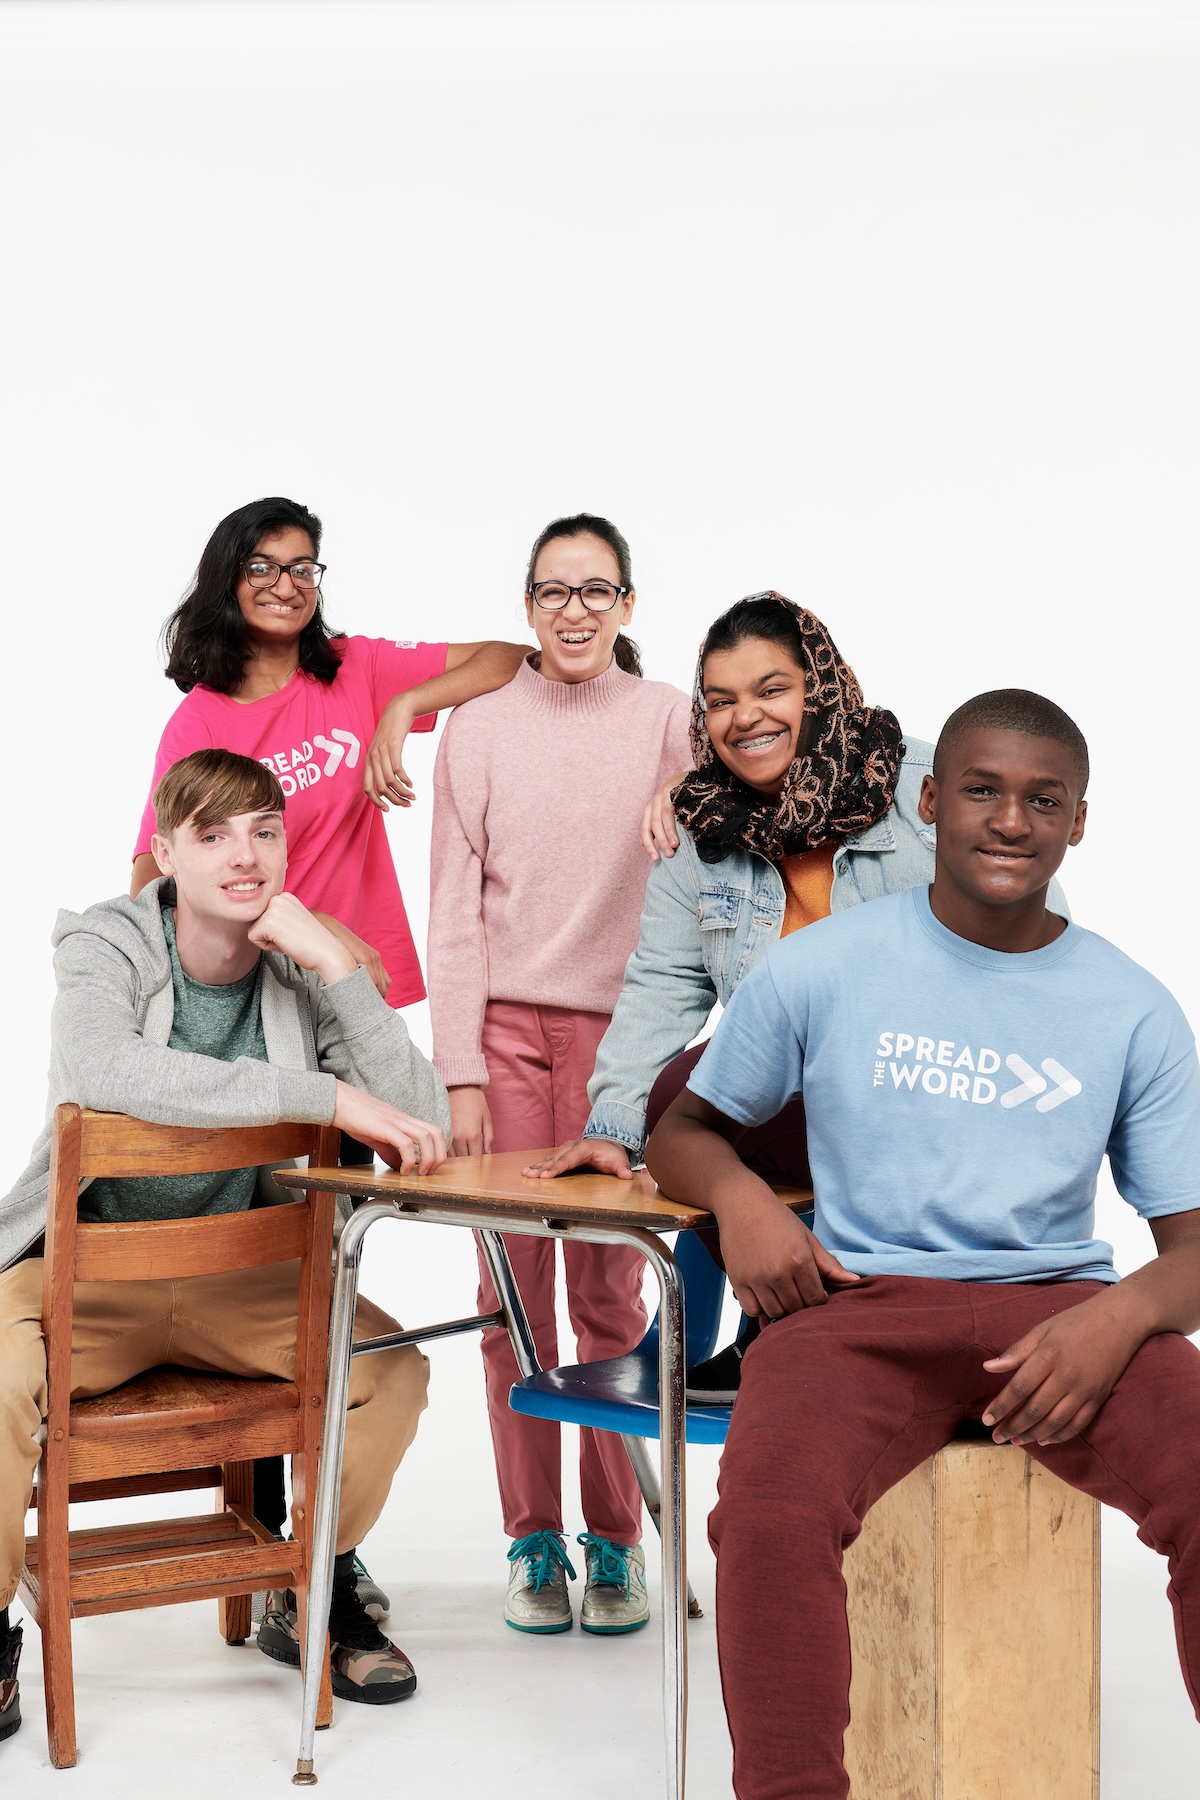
[134, 635, 448, 1006]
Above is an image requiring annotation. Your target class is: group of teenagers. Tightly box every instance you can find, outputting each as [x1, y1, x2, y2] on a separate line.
[1, 494, 1199, 1800]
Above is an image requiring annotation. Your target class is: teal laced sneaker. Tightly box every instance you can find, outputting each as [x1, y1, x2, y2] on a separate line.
[504, 1530, 577, 1633]
[577, 1534, 650, 1634]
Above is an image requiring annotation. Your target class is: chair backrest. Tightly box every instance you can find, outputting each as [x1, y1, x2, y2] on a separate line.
[640, 1229, 729, 1367]
[42, 1104, 342, 1472]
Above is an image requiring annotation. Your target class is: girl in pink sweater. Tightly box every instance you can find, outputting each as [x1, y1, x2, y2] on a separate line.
[428, 514, 691, 1637]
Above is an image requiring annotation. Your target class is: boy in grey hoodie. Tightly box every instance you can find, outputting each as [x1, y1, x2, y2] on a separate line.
[0, 750, 453, 1744]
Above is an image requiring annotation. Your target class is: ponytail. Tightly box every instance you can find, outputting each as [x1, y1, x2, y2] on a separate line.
[612, 631, 643, 678]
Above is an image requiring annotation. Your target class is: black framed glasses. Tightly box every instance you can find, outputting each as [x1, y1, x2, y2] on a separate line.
[528, 580, 628, 613]
[241, 558, 326, 590]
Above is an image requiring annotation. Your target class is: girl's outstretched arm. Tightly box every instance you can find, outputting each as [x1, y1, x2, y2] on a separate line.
[365, 640, 529, 810]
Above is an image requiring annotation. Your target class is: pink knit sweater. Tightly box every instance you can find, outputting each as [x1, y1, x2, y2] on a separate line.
[428, 655, 693, 1087]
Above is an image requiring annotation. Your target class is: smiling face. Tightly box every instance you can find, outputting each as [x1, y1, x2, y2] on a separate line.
[701, 636, 813, 795]
[919, 727, 1087, 916]
[151, 807, 288, 930]
[523, 532, 635, 685]
[233, 525, 321, 649]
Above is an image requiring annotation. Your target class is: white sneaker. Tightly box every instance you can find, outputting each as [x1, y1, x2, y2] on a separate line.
[504, 1531, 576, 1633]
[577, 1535, 650, 1634]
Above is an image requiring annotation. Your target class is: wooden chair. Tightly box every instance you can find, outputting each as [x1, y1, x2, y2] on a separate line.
[18, 1103, 342, 1768]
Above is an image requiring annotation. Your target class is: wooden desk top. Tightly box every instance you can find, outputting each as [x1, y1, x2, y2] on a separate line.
[275, 1149, 813, 1234]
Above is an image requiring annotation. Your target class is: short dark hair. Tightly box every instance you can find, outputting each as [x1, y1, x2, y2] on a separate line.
[162, 496, 345, 695]
[153, 749, 286, 836]
[524, 512, 643, 678]
[933, 689, 1089, 793]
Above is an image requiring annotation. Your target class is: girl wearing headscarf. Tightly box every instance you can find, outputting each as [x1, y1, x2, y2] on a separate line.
[525, 592, 938, 1394]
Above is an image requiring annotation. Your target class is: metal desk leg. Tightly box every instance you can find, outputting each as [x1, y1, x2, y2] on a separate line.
[293, 1199, 385, 1785]
[638, 1232, 687, 1800]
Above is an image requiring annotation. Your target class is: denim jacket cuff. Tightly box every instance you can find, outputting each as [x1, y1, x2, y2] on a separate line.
[583, 1104, 647, 1158]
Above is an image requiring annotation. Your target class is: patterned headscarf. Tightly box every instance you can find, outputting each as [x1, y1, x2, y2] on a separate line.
[671, 592, 904, 865]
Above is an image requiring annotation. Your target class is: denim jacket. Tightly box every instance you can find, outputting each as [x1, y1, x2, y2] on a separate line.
[584, 739, 1068, 1157]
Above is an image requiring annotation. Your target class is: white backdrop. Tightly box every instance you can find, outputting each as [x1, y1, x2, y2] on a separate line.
[3, 0, 1197, 1255]
[2, 5, 1200, 1790]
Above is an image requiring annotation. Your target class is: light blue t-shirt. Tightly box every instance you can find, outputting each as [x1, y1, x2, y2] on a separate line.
[688, 886, 1200, 1284]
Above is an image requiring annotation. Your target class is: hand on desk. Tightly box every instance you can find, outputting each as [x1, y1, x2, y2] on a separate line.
[522, 1137, 633, 1180]
[332, 1081, 447, 1176]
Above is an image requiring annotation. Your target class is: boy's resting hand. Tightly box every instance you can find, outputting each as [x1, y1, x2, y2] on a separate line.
[522, 1138, 633, 1180]
[332, 1082, 447, 1176]
[719, 1194, 859, 1319]
[981, 1294, 1146, 1447]
[248, 895, 357, 987]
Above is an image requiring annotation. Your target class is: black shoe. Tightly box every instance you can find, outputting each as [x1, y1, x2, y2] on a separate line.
[0, 1622, 22, 1744]
[685, 1320, 761, 1404]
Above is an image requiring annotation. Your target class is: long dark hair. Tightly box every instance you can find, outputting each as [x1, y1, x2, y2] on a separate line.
[162, 496, 345, 695]
[524, 513, 643, 677]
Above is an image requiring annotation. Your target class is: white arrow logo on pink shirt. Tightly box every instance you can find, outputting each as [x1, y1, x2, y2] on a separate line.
[311, 729, 361, 776]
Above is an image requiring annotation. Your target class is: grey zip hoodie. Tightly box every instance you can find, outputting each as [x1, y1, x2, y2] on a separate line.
[0, 878, 450, 1271]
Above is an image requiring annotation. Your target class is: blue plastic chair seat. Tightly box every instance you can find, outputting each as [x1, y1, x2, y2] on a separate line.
[510, 1351, 732, 1445]
[508, 1229, 735, 1446]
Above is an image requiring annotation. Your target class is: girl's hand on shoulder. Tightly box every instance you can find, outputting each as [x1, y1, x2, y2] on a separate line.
[310, 913, 390, 998]
[449, 1085, 494, 1157]
[365, 697, 417, 812]
[641, 772, 687, 861]
[522, 1138, 633, 1180]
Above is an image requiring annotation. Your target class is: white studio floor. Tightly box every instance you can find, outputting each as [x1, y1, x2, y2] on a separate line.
[7, 1231, 1198, 1800]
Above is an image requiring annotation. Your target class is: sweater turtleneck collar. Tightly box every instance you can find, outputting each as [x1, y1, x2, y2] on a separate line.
[512, 651, 635, 718]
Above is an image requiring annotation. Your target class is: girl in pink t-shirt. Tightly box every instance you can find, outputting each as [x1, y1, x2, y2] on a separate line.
[132, 495, 527, 1007]
[427, 513, 692, 1637]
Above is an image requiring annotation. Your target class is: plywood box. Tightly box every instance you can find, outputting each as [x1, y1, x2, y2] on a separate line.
[842, 1439, 1100, 1800]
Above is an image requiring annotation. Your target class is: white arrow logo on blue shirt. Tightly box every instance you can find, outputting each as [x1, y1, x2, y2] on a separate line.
[1000, 1054, 1082, 1112]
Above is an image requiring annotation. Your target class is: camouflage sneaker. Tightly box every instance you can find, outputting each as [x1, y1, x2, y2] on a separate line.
[257, 1588, 416, 1705]
[0, 1622, 21, 1743]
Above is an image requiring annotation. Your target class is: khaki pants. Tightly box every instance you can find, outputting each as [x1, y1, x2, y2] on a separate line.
[0, 1257, 429, 1609]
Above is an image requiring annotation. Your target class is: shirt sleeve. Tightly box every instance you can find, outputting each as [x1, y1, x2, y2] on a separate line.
[370, 639, 449, 733]
[426, 720, 491, 1087]
[132, 702, 215, 860]
[687, 950, 807, 1127]
[1107, 1004, 1200, 1220]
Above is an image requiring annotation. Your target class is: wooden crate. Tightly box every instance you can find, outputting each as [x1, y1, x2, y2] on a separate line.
[843, 1439, 1100, 1800]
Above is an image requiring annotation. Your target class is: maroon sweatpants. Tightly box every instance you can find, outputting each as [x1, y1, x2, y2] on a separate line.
[709, 1274, 1200, 1800]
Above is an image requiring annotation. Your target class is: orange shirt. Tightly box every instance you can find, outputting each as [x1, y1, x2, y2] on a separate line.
[777, 840, 837, 936]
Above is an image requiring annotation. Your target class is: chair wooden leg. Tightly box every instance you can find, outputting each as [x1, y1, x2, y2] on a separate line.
[218, 1460, 256, 1644]
[38, 1477, 78, 1766]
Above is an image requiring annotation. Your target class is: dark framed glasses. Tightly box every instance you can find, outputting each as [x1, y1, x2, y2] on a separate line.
[241, 558, 326, 590]
[528, 580, 627, 612]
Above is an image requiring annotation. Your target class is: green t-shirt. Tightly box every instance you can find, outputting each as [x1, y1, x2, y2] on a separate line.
[80, 906, 269, 1224]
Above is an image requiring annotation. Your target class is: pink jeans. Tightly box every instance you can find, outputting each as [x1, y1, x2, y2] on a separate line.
[476, 999, 646, 1544]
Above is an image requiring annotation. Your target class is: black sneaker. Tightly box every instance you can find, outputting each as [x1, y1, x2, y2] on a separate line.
[685, 1319, 761, 1404]
[0, 1622, 22, 1744]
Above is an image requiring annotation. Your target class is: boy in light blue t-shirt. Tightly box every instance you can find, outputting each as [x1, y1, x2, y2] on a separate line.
[647, 689, 1200, 1800]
